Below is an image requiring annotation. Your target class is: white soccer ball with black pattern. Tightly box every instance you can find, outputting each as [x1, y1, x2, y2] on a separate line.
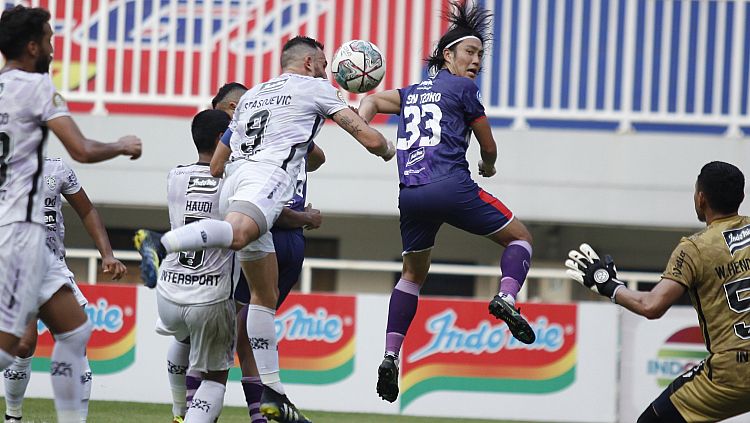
[332, 40, 386, 93]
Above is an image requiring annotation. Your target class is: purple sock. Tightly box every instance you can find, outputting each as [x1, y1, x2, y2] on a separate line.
[241, 376, 267, 423]
[385, 279, 421, 357]
[185, 370, 202, 409]
[499, 240, 532, 299]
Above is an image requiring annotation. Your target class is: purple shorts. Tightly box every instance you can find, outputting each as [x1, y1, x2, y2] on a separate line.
[399, 173, 514, 254]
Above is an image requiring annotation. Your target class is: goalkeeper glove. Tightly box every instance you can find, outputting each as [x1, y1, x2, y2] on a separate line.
[565, 243, 625, 303]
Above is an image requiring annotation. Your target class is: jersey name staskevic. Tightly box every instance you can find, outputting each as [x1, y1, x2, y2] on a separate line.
[158, 163, 236, 305]
[396, 69, 486, 187]
[0, 70, 70, 227]
[42, 158, 81, 266]
[228, 74, 346, 184]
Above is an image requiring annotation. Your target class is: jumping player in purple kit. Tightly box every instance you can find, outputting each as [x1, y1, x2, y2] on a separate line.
[358, 0, 536, 402]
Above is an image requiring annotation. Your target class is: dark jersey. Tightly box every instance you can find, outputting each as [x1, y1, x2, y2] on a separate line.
[396, 69, 486, 186]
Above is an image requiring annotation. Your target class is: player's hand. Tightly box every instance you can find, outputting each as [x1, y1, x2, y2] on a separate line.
[118, 135, 142, 160]
[478, 160, 496, 177]
[564, 243, 624, 302]
[102, 256, 128, 281]
[303, 203, 322, 230]
[381, 141, 396, 162]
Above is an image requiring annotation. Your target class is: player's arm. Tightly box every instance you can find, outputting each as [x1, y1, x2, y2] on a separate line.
[331, 108, 395, 161]
[210, 131, 233, 177]
[64, 188, 127, 280]
[358, 89, 401, 123]
[612, 278, 687, 319]
[275, 204, 322, 230]
[565, 243, 688, 319]
[307, 144, 325, 172]
[471, 117, 497, 178]
[47, 116, 141, 163]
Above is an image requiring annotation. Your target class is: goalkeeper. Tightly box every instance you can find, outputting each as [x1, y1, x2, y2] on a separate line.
[565, 161, 750, 423]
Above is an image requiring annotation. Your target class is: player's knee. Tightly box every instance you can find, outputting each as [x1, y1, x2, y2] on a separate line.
[15, 339, 36, 358]
[514, 223, 533, 244]
[54, 319, 92, 347]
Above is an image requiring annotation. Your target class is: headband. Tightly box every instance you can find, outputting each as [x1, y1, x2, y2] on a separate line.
[444, 35, 482, 50]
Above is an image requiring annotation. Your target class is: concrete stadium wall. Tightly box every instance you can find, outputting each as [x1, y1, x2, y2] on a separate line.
[46, 114, 750, 230]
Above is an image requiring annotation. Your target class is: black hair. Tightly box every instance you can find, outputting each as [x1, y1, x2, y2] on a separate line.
[425, 1, 493, 73]
[191, 109, 230, 154]
[0, 6, 51, 61]
[280, 36, 324, 68]
[697, 161, 745, 214]
[211, 82, 248, 109]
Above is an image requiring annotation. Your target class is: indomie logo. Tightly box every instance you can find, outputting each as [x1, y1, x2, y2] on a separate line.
[274, 305, 343, 343]
[38, 298, 124, 335]
[187, 176, 220, 194]
[723, 224, 750, 256]
[408, 309, 565, 362]
[647, 326, 707, 387]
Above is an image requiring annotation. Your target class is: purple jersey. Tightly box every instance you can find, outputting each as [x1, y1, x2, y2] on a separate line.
[396, 69, 486, 186]
[280, 141, 315, 214]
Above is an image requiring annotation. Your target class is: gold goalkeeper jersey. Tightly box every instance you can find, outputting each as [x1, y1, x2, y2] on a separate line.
[662, 215, 750, 355]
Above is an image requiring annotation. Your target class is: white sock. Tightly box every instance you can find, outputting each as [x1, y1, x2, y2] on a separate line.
[167, 339, 190, 417]
[499, 292, 516, 307]
[161, 220, 233, 253]
[247, 304, 284, 395]
[80, 358, 92, 422]
[51, 321, 92, 423]
[185, 380, 226, 423]
[4, 356, 32, 418]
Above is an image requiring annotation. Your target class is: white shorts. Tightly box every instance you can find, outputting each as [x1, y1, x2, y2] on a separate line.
[43, 258, 87, 307]
[220, 160, 295, 259]
[0, 223, 47, 337]
[156, 292, 237, 373]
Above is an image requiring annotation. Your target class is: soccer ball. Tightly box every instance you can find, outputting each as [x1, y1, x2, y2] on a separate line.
[332, 40, 385, 93]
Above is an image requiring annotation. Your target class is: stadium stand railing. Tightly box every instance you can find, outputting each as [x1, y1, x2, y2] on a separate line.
[10, 0, 750, 135]
[66, 248, 662, 300]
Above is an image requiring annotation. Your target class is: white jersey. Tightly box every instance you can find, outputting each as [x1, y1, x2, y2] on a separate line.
[228, 73, 346, 182]
[157, 163, 236, 305]
[42, 157, 81, 269]
[0, 70, 70, 227]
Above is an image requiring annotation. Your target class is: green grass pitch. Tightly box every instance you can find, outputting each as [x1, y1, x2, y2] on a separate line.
[1, 397, 542, 422]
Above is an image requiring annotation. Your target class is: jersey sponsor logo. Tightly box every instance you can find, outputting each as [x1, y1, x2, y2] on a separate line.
[44, 197, 56, 207]
[406, 147, 425, 167]
[44, 210, 57, 227]
[416, 79, 433, 91]
[34, 284, 137, 374]
[646, 326, 707, 387]
[185, 200, 213, 214]
[159, 270, 222, 287]
[186, 175, 220, 194]
[258, 78, 289, 94]
[0, 82, 4, 98]
[723, 224, 750, 256]
[52, 92, 66, 108]
[403, 167, 425, 176]
[400, 300, 577, 411]
[229, 293, 356, 384]
[0, 113, 8, 126]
